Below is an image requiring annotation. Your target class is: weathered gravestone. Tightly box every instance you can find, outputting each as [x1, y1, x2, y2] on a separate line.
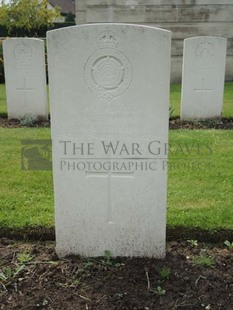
[47, 24, 171, 257]
[3, 38, 48, 120]
[181, 36, 227, 120]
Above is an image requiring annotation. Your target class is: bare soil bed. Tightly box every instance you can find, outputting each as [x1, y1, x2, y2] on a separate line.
[1, 117, 233, 130]
[0, 238, 232, 310]
[169, 118, 233, 130]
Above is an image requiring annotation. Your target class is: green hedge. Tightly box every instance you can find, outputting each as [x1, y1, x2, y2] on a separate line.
[0, 40, 4, 83]
[0, 25, 7, 37]
[0, 22, 75, 37]
[0, 22, 75, 83]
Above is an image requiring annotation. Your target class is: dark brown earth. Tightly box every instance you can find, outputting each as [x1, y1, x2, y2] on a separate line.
[0, 116, 232, 309]
[0, 238, 232, 310]
[0, 117, 50, 128]
[1, 226, 233, 244]
[169, 117, 233, 130]
[1, 116, 233, 130]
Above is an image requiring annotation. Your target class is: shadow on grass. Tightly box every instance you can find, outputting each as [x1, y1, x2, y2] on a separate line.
[0, 225, 232, 243]
[0, 112, 7, 118]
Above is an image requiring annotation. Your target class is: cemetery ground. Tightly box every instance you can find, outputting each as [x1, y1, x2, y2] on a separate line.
[1, 82, 233, 128]
[0, 238, 232, 309]
[0, 83, 233, 309]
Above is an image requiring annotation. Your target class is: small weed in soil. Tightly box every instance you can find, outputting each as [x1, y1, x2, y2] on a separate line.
[193, 254, 215, 268]
[0, 239, 233, 309]
[224, 240, 233, 249]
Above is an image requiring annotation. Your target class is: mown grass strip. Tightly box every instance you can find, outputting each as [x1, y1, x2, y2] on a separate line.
[0, 128, 232, 231]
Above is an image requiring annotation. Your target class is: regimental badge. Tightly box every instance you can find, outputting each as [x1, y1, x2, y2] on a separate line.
[84, 31, 133, 103]
[195, 41, 215, 58]
[13, 43, 32, 64]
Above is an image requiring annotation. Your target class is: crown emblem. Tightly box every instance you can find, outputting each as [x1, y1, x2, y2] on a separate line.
[98, 32, 118, 49]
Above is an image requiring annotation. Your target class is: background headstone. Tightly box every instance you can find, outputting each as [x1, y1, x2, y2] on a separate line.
[47, 24, 171, 258]
[3, 38, 48, 120]
[181, 36, 227, 120]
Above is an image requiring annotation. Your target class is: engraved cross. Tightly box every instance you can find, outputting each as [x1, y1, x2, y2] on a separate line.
[86, 169, 134, 224]
[17, 78, 33, 105]
[194, 78, 212, 92]
[194, 78, 213, 104]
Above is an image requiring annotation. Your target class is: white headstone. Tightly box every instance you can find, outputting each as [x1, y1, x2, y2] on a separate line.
[47, 24, 171, 258]
[3, 38, 48, 120]
[181, 36, 227, 120]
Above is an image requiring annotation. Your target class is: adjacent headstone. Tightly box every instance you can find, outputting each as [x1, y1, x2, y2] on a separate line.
[3, 38, 48, 120]
[47, 24, 171, 258]
[181, 36, 227, 120]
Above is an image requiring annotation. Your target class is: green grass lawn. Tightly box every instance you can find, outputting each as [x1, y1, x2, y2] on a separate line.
[0, 128, 232, 231]
[0, 128, 54, 228]
[170, 82, 233, 117]
[0, 82, 233, 118]
[168, 130, 233, 230]
[0, 84, 6, 116]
